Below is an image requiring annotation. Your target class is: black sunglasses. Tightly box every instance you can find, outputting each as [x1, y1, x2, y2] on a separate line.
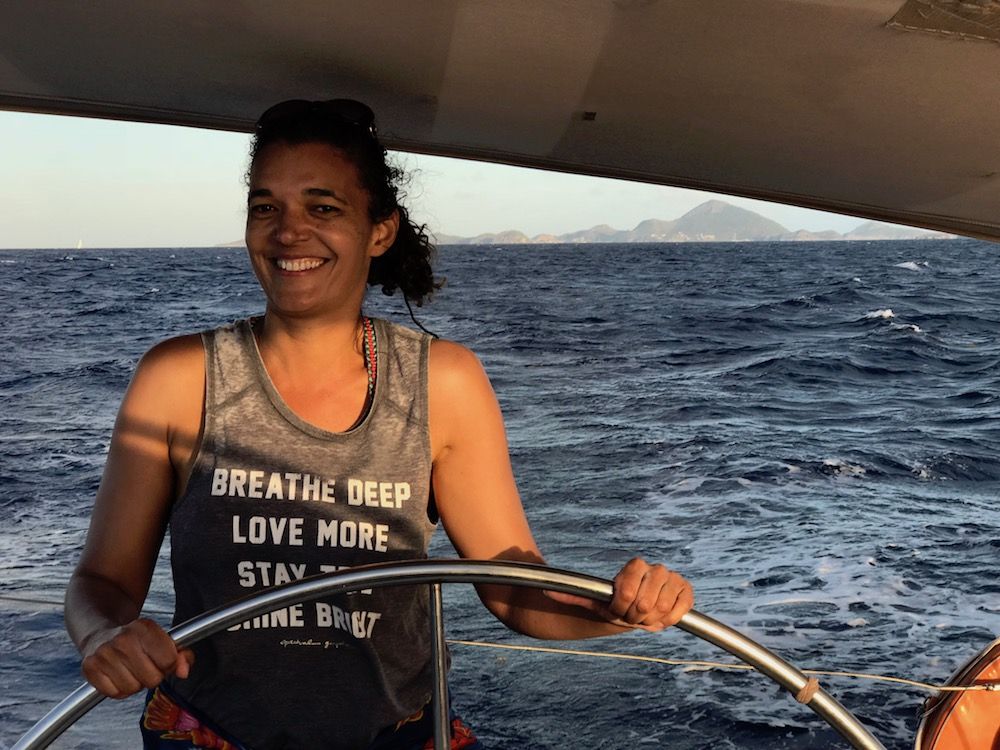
[255, 99, 377, 139]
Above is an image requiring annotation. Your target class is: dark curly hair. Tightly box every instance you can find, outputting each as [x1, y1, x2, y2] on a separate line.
[248, 100, 438, 307]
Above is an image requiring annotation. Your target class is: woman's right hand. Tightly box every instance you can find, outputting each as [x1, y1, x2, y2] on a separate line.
[80, 618, 194, 699]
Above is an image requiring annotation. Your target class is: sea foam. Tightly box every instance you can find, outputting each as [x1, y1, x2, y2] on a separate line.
[865, 308, 894, 319]
[894, 260, 929, 271]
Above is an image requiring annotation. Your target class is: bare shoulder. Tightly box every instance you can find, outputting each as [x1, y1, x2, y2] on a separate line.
[428, 338, 489, 385]
[75, 333, 207, 596]
[121, 333, 205, 424]
[428, 338, 499, 409]
[138, 333, 205, 373]
[133, 334, 203, 385]
[428, 339, 504, 455]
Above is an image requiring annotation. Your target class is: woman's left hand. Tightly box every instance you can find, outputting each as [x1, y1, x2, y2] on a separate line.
[547, 557, 694, 632]
[606, 558, 693, 631]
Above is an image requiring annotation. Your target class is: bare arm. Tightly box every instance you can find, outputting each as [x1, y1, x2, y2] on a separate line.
[428, 340, 692, 640]
[65, 334, 204, 697]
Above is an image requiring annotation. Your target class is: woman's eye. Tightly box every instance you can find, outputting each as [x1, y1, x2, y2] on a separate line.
[312, 204, 338, 215]
[249, 204, 274, 216]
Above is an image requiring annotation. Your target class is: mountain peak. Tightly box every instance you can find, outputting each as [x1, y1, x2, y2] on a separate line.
[422, 200, 953, 245]
[671, 201, 788, 240]
[685, 199, 733, 215]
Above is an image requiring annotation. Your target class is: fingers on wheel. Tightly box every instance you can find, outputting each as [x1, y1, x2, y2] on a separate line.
[612, 559, 694, 630]
[81, 619, 180, 698]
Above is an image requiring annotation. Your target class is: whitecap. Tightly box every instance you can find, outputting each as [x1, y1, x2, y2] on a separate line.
[815, 559, 837, 575]
[667, 476, 706, 493]
[822, 458, 867, 477]
[890, 322, 922, 333]
[865, 309, 894, 319]
[846, 618, 868, 628]
[754, 597, 823, 607]
[894, 260, 928, 271]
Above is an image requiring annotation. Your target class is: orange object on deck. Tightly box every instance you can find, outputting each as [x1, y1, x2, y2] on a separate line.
[915, 638, 1000, 750]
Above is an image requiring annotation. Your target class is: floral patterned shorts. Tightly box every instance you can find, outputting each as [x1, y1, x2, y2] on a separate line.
[140, 683, 483, 749]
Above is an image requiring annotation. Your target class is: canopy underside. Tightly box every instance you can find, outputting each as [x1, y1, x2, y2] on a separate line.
[2, 0, 999, 239]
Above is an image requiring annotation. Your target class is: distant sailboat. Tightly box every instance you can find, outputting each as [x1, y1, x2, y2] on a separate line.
[75, 239, 83, 250]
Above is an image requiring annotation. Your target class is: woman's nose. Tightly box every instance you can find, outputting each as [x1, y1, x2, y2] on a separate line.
[274, 209, 309, 244]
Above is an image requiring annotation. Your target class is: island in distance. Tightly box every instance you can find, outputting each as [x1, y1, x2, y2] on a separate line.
[218, 199, 953, 247]
[431, 200, 953, 245]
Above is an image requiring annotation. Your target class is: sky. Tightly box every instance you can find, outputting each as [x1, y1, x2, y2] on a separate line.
[0, 110, 869, 249]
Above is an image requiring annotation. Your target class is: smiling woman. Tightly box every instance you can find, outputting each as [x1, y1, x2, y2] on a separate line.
[6, 3, 1000, 746]
[245, 141, 401, 322]
[60, 100, 693, 750]
[246, 98, 437, 316]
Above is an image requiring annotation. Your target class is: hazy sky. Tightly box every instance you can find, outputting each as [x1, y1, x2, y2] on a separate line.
[1, 110, 868, 249]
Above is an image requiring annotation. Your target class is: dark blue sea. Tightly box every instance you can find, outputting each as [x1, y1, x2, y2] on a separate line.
[1, 240, 998, 749]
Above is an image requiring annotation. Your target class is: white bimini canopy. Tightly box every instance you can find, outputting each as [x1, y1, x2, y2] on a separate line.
[2, 0, 999, 239]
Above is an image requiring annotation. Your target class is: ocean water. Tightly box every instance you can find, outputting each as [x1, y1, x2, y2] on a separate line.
[1, 239, 998, 749]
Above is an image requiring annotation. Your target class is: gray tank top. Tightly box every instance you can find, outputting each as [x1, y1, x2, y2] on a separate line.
[167, 317, 437, 749]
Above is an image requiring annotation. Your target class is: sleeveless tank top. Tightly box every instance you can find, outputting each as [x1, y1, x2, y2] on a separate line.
[166, 317, 437, 750]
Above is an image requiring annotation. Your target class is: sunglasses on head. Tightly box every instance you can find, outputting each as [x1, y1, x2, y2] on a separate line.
[255, 99, 377, 138]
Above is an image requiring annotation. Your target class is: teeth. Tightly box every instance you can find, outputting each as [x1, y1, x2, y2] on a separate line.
[275, 257, 325, 272]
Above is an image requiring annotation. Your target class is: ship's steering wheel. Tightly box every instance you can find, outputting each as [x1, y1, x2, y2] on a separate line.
[12, 559, 886, 750]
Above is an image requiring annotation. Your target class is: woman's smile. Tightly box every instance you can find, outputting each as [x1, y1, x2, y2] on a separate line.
[272, 256, 330, 273]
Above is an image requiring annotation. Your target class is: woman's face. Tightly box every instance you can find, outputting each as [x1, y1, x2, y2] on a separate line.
[245, 141, 398, 320]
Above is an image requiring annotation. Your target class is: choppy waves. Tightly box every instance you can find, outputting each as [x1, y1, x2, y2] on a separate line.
[2, 240, 998, 749]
